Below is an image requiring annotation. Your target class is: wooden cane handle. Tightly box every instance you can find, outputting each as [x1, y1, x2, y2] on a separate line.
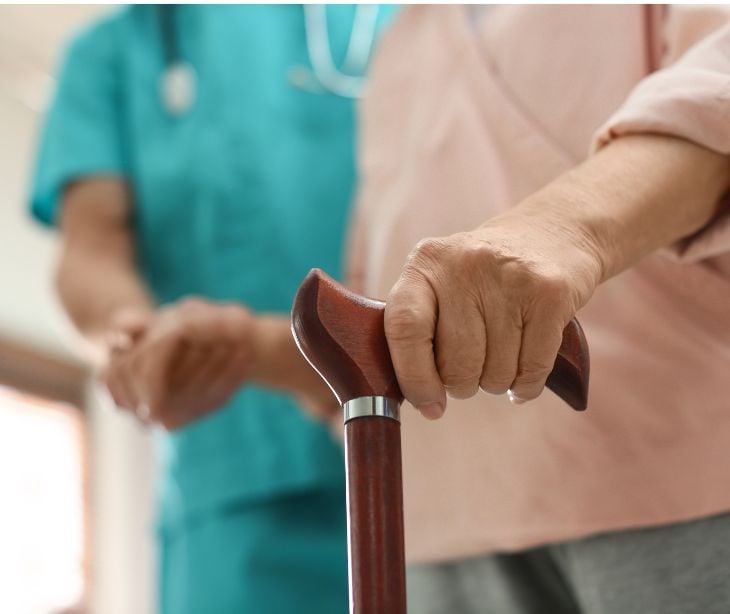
[291, 268, 589, 410]
[547, 318, 590, 411]
[292, 269, 403, 404]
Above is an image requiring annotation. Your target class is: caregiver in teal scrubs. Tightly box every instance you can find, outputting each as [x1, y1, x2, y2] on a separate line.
[30, 5, 393, 613]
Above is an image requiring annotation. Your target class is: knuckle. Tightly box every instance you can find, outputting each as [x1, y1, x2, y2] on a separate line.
[224, 307, 251, 334]
[480, 375, 513, 395]
[462, 240, 493, 267]
[177, 318, 201, 341]
[385, 303, 430, 342]
[440, 370, 479, 390]
[505, 258, 560, 292]
[439, 357, 481, 397]
[395, 363, 438, 390]
[520, 358, 553, 377]
[514, 368, 550, 389]
[525, 268, 573, 307]
[179, 297, 208, 313]
[435, 339, 485, 387]
[223, 304, 245, 319]
[411, 237, 444, 263]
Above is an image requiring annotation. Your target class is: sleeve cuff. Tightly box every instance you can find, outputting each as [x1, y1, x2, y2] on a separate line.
[30, 163, 126, 228]
[591, 26, 730, 262]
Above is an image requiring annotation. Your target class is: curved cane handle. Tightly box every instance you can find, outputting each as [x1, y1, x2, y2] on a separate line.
[292, 269, 403, 405]
[548, 318, 590, 411]
[292, 269, 589, 411]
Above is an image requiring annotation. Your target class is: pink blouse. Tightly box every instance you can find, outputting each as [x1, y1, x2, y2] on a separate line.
[348, 5, 730, 563]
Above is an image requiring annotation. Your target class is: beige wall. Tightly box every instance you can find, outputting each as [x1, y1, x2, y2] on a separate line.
[0, 5, 110, 358]
[0, 7, 156, 614]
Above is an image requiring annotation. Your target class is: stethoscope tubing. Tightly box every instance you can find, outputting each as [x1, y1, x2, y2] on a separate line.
[158, 4, 379, 115]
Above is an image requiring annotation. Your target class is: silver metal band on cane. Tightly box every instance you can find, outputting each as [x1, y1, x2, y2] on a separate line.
[343, 396, 400, 423]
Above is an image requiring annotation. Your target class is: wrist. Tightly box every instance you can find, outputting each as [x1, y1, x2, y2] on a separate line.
[538, 175, 613, 285]
[562, 134, 730, 282]
[488, 180, 607, 290]
[247, 315, 296, 384]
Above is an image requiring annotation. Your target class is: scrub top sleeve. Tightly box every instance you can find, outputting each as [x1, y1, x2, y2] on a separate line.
[30, 14, 129, 227]
[591, 14, 730, 263]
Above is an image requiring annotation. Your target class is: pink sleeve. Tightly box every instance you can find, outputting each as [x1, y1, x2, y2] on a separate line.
[344, 192, 367, 295]
[592, 8, 730, 261]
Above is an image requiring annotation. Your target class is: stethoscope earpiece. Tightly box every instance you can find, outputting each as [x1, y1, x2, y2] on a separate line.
[160, 61, 197, 117]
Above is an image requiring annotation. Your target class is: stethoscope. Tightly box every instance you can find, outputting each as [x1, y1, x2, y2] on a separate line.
[158, 4, 380, 117]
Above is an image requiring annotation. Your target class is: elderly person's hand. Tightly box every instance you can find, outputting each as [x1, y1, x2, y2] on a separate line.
[103, 298, 256, 430]
[385, 194, 602, 419]
[384, 134, 730, 419]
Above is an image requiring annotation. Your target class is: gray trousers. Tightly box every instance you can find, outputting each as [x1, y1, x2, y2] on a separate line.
[407, 513, 730, 614]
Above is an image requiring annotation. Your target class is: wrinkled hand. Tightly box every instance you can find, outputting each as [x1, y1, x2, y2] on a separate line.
[103, 299, 256, 430]
[384, 200, 602, 419]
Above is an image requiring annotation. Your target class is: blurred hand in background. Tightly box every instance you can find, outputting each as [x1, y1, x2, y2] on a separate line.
[102, 299, 255, 430]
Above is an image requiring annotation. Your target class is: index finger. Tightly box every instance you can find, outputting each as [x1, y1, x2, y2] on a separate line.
[384, 272, 446, 419]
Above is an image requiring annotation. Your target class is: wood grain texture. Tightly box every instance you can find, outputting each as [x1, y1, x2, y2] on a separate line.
[292, 268, 590, 411]
[345, 418, 406, 614]
[292, 269, 403, 405]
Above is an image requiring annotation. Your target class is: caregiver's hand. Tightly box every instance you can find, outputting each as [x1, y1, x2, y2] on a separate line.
[103, 298, 256, 430]
[385, 204, 602, 420]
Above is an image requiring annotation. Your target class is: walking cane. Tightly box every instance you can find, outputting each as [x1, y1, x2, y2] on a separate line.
[291, 269, 589, 614]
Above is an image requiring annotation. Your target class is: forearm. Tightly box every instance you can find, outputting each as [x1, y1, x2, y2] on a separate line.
[502, 134, 730, 283]
[57, 245, 153, 342]
[57, 178, 154, 354]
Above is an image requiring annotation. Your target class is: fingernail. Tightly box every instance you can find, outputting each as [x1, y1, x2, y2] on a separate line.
[418, 403, 444, 420]
[135, 403, 151, 421]
[507, 390, 526, 406]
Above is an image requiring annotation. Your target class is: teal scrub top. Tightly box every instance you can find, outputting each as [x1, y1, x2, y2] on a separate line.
[31, 5, 394, 527]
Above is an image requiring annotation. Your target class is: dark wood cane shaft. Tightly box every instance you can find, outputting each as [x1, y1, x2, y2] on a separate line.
[345, 418, 406, 614]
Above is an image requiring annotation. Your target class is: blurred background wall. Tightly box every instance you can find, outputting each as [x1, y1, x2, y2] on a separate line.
[0, 6, 156, 613]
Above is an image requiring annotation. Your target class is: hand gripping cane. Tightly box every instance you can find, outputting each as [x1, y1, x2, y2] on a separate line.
[291, 269, 589, 614]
